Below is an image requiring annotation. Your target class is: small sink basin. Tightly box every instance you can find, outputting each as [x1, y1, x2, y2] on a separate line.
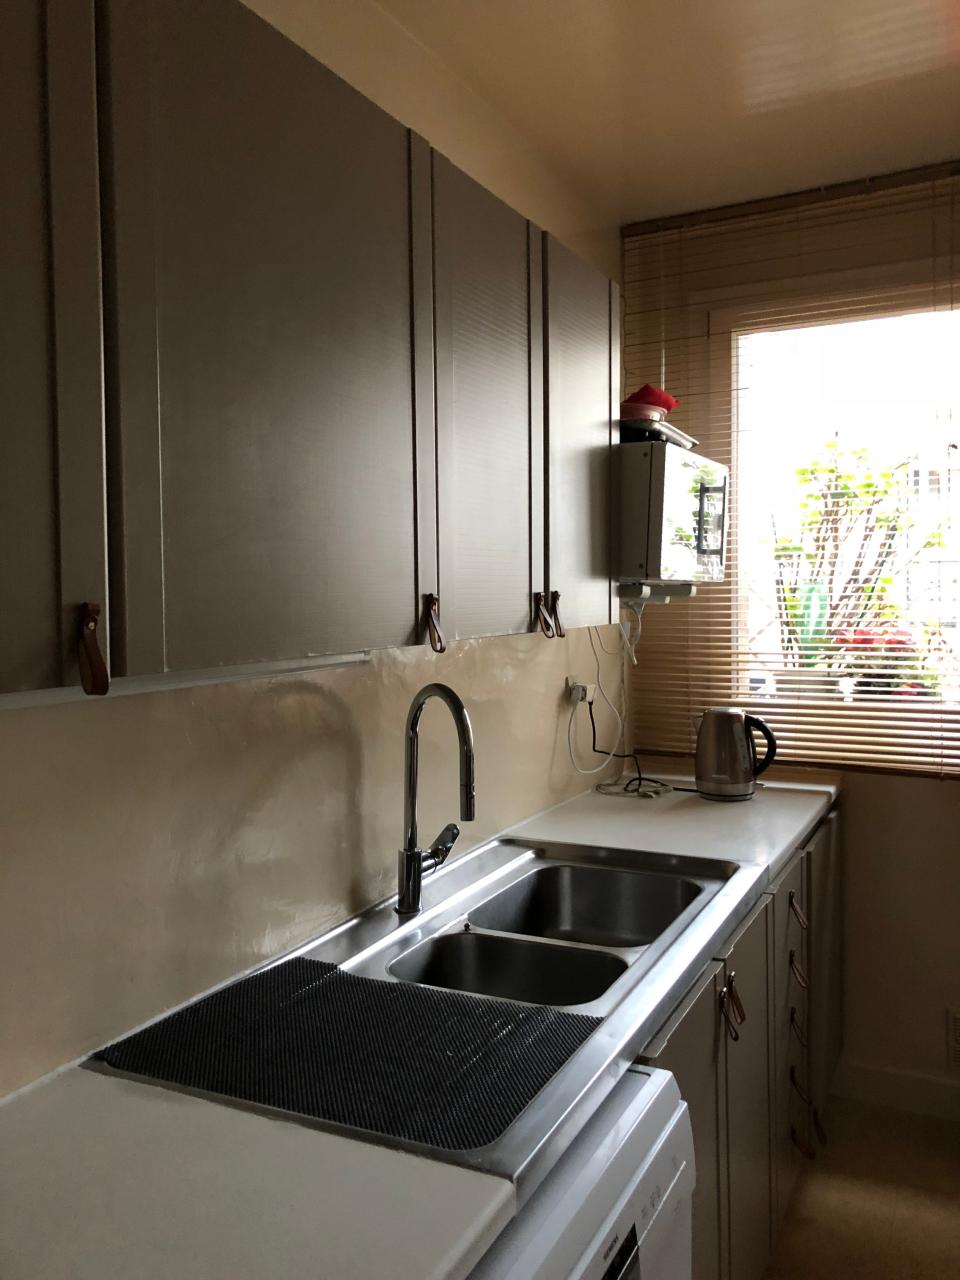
[468, 864, 703, 949]
[388, 929, 626, 1007]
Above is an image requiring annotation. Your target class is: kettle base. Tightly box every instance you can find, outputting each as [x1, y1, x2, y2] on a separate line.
[696, 786, 755, 802]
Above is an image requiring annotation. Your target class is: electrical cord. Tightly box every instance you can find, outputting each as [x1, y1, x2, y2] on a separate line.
[566, 697, 618, 775]
[565, 626, 625, 777]
[587, 701, 643, 787]
[566, 624, 673, 798]
[587, 702, 673, 798]
[588, 626, 622, 730]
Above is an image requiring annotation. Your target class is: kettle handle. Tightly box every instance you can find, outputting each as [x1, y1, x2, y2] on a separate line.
[745, 714, 777, 777]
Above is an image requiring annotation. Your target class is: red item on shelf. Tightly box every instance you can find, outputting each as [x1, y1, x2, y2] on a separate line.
[622, 384, 680, 412]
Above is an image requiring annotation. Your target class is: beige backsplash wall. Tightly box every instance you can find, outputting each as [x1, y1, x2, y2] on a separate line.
[0, 628, 621, 1096]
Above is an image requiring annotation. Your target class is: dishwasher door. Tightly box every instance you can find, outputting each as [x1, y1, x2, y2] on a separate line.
[469, 1066, 695, 1280]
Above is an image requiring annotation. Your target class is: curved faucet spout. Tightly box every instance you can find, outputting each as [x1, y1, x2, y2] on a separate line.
[398, 683, 476, 916]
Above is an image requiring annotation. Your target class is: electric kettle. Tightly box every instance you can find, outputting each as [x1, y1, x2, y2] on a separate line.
[694, 707, 777, 801]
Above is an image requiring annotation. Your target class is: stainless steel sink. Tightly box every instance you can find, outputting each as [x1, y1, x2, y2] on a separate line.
[467, 863, 702, 949]
[388, 928, 627, 1007]
[247, 835, 761, 1200]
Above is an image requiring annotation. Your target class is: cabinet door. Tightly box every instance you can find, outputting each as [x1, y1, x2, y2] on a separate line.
[805, 811, 843, 1133]
[433, 156, 539, 640]
[100, 0, 423, 675]
[641, 963, 728, 1280]
[767, 853, 810, 1229]
[543, 235, 617, 632]
[0, 0, 107, 693]
[717, 900, 773, 1280]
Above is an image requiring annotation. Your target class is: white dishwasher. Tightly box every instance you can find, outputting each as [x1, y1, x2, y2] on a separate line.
[469, 1066, 694, 1280]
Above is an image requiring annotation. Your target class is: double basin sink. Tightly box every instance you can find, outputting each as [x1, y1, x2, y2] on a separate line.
[327, 841, 736, 1019]
[295, 836, 752, 1192]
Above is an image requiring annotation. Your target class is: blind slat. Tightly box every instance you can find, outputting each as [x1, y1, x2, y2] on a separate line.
[623, 173, 960, 778]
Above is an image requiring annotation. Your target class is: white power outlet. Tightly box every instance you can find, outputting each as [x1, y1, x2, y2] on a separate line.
[566, 676, 597, 704]
[947, 1007, 960, 1076]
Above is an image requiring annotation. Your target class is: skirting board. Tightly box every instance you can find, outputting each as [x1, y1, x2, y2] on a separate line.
[833, 1057, 960, 1122]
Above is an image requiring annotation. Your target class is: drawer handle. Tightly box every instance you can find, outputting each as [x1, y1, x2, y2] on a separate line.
[719, 983, 740, 1042]
[790, 1006, 808, 1048]
[423, 593, 446, 654]
[789, 949, 809, 989]
[727, 971, 747, 1025]
[78, 602, 109, 696]
[533, 591, 555, 638]
[791, 1125, 816, 1160]
[790, 1065, 812, 1106]
[789, 890, 808, 930]
[549, 590, 565, 638]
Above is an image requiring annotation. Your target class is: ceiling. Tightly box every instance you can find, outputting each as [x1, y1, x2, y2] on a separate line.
[374, 0, 960, 228]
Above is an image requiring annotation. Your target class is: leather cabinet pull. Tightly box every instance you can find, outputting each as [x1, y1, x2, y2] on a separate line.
[549, 590, 565, 638]
[78, 602, 109, 696]
[423, 593, 446, 654]
[727, 971, 747, 1024]
[789, 949, 809, 989]
[533, 592, 555, 638]
[789, 890, 809, 930]
[719, 984, 740, 1042]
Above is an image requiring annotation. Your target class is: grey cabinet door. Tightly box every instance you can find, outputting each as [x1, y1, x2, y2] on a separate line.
[641, 962, 728, 1280]
[767, 852, 809, 1230]
[100, 0, 425, 674]
[718, 899, 773, 1280]
[433, 157, 540, 640]
[543, 235, 617, 632]
[805, 811, 843, 1132]
[1, 0, 107, 693]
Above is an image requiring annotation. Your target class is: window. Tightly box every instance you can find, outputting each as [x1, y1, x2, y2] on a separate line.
[623, 169, 959, 775]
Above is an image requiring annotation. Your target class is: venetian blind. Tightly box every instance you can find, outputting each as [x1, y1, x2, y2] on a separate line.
[622, 170, 960, 776]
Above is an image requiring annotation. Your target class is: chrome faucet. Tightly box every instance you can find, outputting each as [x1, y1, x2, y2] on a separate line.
[396, 682, 476, 916]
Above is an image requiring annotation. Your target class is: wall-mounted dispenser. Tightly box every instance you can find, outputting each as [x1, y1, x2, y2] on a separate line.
[618, 440, 729, 586]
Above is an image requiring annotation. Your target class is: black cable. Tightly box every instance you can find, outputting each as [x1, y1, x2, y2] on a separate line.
[587, 701, 645, 792]
[586, 703, 700, 795]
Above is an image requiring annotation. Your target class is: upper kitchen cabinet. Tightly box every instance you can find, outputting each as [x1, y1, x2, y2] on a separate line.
[1, 0, 108, 694]
[99, 0, 429, 675]
[432, 157, 542, 641]
[543, 235, 619, 634]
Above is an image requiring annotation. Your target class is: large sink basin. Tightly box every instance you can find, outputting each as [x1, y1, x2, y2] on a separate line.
[467, 863, 702, 949]
[388, 928, 627, 1007]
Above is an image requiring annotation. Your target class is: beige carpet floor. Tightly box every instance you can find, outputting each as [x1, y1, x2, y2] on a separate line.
[768, 1098, 960, 1279]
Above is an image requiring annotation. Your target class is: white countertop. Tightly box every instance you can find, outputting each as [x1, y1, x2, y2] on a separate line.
[511, 776, 836, 881]
[0, 1068, 513, 1280]
[0, 778, 836, 1280]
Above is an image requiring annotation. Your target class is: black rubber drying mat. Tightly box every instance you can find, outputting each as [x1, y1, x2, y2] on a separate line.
[94, 957, 600, 1151]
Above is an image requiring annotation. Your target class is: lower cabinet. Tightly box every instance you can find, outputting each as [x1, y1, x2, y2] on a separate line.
[639, 962, 727, 1280]
[640, 899, 772, 1280]
[805, 811, 843, 1140]
[717, 901, 773, 1280]
[640, 807, 842, 1280]
[767, 851, 811, 1226]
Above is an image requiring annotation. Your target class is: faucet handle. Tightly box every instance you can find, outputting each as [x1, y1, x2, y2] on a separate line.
[428, 822, 461, 867]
